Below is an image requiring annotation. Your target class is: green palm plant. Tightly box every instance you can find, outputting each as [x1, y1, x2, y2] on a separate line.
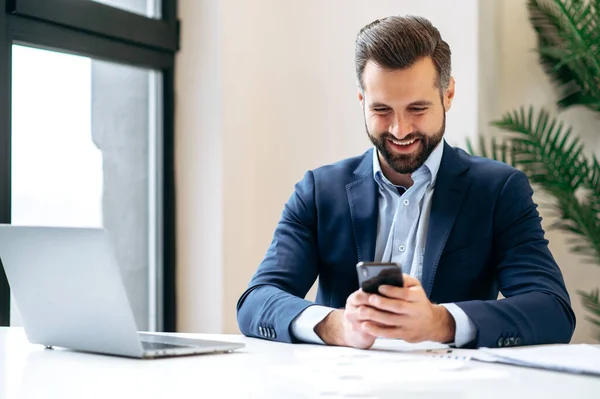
[530, 0, 600, 111]
[467, 0, 600, 341]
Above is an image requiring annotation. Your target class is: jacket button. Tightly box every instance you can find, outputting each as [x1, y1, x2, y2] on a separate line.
[271, 328, 277, 338]
[497, 338, 504, 347]
[514, 337, 522, 346]
[258, 326, 264, 336]
[508, 337, 515, 346]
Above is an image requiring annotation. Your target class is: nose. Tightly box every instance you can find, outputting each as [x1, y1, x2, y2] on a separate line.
[389, 114, 413, 139]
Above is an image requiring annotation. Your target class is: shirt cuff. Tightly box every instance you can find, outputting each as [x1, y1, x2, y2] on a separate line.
[440, 303, 477, 347]
[290, 305, 336, 344]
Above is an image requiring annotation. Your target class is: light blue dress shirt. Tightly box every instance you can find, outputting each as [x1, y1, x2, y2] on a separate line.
[291, 142, 477, 347]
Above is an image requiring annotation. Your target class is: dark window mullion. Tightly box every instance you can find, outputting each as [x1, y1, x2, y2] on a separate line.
[162, 0, 178, 51]
[162, 65, 175, 332]
[162, 0, 177, 25]
[9, 0, 178, 52]
[0, 0, 12, 326]
[8, 14, 173, 70]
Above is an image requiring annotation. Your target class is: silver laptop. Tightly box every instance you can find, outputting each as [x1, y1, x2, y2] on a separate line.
[0, 225, 244, 358]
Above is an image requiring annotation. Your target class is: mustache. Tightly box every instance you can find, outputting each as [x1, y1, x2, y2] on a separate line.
[379, 132, 426, 142]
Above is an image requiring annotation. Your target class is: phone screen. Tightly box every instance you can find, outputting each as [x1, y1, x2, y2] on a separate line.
[356, 262, 404, 294]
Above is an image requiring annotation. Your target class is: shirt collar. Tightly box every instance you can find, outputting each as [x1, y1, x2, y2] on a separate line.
[372, 139, 445, 188]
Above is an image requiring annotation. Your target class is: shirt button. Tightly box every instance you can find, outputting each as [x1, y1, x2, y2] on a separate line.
[398, 244, 405, 252]
[403, 199, 409, 206]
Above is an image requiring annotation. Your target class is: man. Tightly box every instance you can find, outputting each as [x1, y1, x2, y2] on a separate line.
[236, 15, 575, 349]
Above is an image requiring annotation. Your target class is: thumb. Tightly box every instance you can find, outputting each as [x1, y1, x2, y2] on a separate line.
[402, 273, 421, 288]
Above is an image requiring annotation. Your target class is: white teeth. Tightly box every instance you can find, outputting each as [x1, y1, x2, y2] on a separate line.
[389, 138, 416, 146]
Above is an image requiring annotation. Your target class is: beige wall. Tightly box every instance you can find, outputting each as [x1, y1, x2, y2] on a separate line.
[175, 0, 224, 333]
[177, 0, 600, 343]
[176, 0, 479, 334]
[489, 0, 600, 344]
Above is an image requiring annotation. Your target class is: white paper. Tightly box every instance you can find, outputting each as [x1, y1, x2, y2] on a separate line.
[477, 344, 600, 376]
[270, 344, 508, 397]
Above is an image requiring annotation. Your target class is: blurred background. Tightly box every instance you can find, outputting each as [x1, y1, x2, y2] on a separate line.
[2, 0, 599, 345]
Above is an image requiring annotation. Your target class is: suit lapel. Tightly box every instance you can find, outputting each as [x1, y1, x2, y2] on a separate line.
[421, 142, 470, 297]
[346, 150, 378, 264]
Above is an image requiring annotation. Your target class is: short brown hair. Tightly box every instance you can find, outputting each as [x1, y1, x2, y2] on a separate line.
[355, 15, 451, 92]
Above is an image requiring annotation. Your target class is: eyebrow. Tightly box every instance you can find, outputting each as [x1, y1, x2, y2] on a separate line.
[369, 100, 434, 108]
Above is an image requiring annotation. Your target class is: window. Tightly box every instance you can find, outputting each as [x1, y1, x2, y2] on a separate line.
[91, 0, 161, 18]
[0, 0, 179, 332]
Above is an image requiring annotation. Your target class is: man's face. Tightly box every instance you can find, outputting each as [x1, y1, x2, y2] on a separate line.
[359, 57, 454, 175]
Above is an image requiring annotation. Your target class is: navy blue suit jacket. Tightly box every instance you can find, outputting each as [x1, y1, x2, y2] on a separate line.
[236, 142, 575, 348]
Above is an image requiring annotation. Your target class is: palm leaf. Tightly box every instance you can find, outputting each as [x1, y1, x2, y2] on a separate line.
[465, 135, 515, 167]
[491, 106, 585, 190]
[475, 0, 600, 342]
[467, 107, 600, 265]
[468, 106, 600, 340]
[528, 0, 600, 111]
[583, 154, 600, 212]
[578, 289, 600, 341]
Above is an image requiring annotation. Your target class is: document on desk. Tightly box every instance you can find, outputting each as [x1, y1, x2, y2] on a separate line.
[269, 343, 509, 397]
[474, 344, 600, 376]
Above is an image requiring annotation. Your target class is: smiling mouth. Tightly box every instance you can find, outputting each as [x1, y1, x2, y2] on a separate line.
[387, 137, 421, 153]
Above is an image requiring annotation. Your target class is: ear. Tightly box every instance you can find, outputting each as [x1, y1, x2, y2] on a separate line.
[358, 89, 364, 105]
[443, 77, 455, 111]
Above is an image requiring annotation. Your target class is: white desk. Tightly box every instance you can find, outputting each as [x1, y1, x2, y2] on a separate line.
[1, 327, 598, 398]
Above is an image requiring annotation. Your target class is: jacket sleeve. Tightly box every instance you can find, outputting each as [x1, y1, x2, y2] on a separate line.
[456, 170, 576, 348]
[236, 170, 321, 343]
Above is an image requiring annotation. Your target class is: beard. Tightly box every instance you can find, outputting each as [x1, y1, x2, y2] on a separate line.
[366, 111, 445, 175]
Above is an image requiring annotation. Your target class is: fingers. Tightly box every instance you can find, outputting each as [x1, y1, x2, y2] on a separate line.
[342, 278, 433, 344]
[376, 285, 410, 301]
[378, 285, 424, 302]
[367, 293, 411, 313]
[377, 275, 425, 302]
[360, 322, 422, 342]
[346, 289, 371, 307]
[355, 305, 408, 326]
[360, 322, 402, 339]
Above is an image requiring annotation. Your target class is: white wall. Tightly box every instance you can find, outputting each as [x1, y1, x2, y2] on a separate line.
[176, 0, 479, 334]
[486, 0, 600, 344]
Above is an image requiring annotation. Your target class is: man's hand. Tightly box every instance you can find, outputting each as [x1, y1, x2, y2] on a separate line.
[314, 287, 386, 349]
[360, 274, 455, 343]
[314, 274, 455, 348]
[314, 307, 376, 349]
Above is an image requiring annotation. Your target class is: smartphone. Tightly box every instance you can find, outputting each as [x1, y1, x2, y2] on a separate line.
[356, 261, 404, 294]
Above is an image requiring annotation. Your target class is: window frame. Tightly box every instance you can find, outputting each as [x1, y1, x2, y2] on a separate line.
[0, 0, 179, 332]
[9, 0, 178, 52]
